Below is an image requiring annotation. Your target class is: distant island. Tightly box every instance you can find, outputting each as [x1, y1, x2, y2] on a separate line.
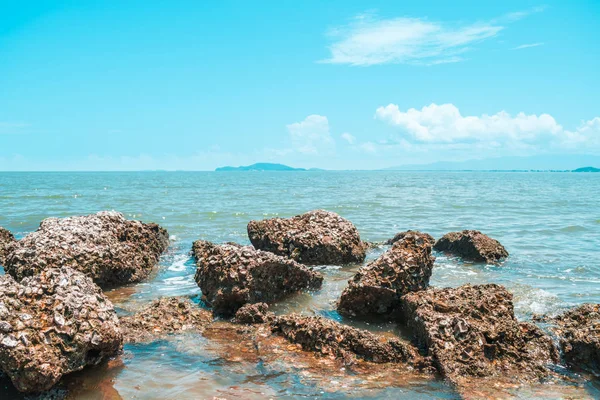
[573, 166, 600, 172]
[215, 163, 323, 172]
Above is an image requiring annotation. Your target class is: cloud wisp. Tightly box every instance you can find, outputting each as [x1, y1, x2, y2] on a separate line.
[511, 42, 544, 50]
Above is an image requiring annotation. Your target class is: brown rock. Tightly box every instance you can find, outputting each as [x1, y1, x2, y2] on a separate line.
[0, 227, 16, 265]
[385, 230, 435, 246]
[247, 210, 366, 265]
[192, 241, 323, 316]
[120, 297, 213, 343]
[434, 230, 508, 263]
[400, 284, 558, 387]
[337, 232, 435, 317]
[4, 211, 169, 288]
[233, 303, 274, 324]
[0, 268, 122, 393]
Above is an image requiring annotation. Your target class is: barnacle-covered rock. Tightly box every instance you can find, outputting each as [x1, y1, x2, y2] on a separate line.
[0, 227, 16, 265]
[400, 284, 558, 387]
[247, 210, 366, 265]
[120, 297, 213, 343]
[4, 211, 169, 288]
[385, 230, 435, 246]
[337, 231, 435, 317]
[0, 268, 122, 393]
[192, 241, 323, 316]
[434, 230, 508, 263]
[234, 303, 274, 324]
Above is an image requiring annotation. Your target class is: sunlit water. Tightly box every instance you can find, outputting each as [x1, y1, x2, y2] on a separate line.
[1, 171, 599, 399]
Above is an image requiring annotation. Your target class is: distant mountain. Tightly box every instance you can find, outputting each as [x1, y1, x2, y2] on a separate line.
[573, 166, 600, 172]
[386, 154, 600, 171]
[216, 163, 313, 171]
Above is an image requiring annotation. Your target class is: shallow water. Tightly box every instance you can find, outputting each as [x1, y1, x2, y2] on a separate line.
[1, 171, 599, 398]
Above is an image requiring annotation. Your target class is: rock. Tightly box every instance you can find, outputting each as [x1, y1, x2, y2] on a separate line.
[0, 227, 16, 265]
[433, 230, 508, 263]
[120, 297, 213, 343]
[385, 230, 435, 246]
[0, 268, 122, 393]
[192, 241, 323, 316]
[337, 232, 435, 317]
[400, 284, 558, 387]
[549, 304, 600, 373]
[272, 314, 428, 367]
[4, 211, 169, 288]
[234, 303, 274, 324]
[247, 210, 366, 265]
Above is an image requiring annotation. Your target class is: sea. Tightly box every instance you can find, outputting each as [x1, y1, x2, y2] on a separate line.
[0, 171, 599, 399]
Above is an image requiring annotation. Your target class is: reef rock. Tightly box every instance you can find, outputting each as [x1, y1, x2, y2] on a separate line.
[433, 230, 508, 263]
[120, 297, 213, 343]
[337, 232, 435, 317]
[4, 211, 169, 288]
[192, 241, 323, 316]
[400, 284, 558, 387]
[247, 210, 366, 265]
[550, 304, 600, 373]
[234, 303, 274, 324]
[0, 268, 122, 393]
[0, 227, 16, 265]
[385, 230, 435, 246]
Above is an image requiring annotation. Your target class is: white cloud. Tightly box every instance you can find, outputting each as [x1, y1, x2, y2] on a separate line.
[321, 8, 544, 66]
[512, 42, 544, 50]
[359, 142, 377, 153]
[375, 103, 600, 150]
[286, 114, 334, 154]
[341, 132, 355, 144]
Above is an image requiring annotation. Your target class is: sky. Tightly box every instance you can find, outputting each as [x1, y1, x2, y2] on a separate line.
[0, 0, 599, 171]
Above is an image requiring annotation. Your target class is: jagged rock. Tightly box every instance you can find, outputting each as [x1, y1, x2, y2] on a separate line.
[0, 268, 122, 393]
[234, 303, 274, 324]
[4, 212, 169, 288]
[120, 297, 213, 343]
[433, 230, 508, 263]
[0, 227, 16, 265]
[272, 314, 429, 367]
[385, 230, 435, 246]
[400, 284, 558, 387]
[549, 304, 600, 373]
[337, 232, 435, 317]
[247, 210, 366, 265]
[192, 241, 323, 316]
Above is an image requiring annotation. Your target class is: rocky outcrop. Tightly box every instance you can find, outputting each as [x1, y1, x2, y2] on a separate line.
[192, 241, 323, 316]
[0, 268, 122, 393]
[247, 210, 366, 265]
[400, 284, 558, 387]
[385, 230, 435, 246]
[272, 314, 429, 367]
[234, 303, 274, 324]
[4, 211, 169, 288]
[549, 304, 600, 373]
[433, 230, 508, 263]
[120, 297, 213, 343]
[0, 227, 16, 265]
[337, 232, 435, 317]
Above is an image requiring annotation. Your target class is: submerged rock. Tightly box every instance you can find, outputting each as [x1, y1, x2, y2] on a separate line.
[0, 227, 16, 265]
[400, 284, 558, 387]
[0, 268, 122, 393]
[234, 303, 274, 324]
[192, 241, 323, 316]
[120, 297, 213, 343]
[433, 230, 508, 263]
[272, 314, 428, 367]
[385, 230, 435, 246]
[549, 304, 600, 373]
[337, 232, 435, 317]
[247, 210, 366, 265]
[4, 211, 169, 288]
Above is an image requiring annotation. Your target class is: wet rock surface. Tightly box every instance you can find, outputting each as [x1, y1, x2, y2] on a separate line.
[433, 230, 508, 263]
[247, 210, 366, 265]
[0, 268, 122, 393]
[385, 230, 435, 246]
[548, 303, 600, 373]
[0, 227, 16, 265]
[400, 284, 558, 387]
[4, 211, 169, 288]
[338, 232, 435, 317]
[120, 297, 213, 343]
[233, 303, 274, 324]
[192, 240, 323, 316]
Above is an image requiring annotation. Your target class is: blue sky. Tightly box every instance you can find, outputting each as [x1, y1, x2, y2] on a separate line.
[0, 0, 598, 170]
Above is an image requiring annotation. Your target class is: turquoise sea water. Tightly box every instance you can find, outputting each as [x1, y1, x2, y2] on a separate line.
[1, 171, 599, 399]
